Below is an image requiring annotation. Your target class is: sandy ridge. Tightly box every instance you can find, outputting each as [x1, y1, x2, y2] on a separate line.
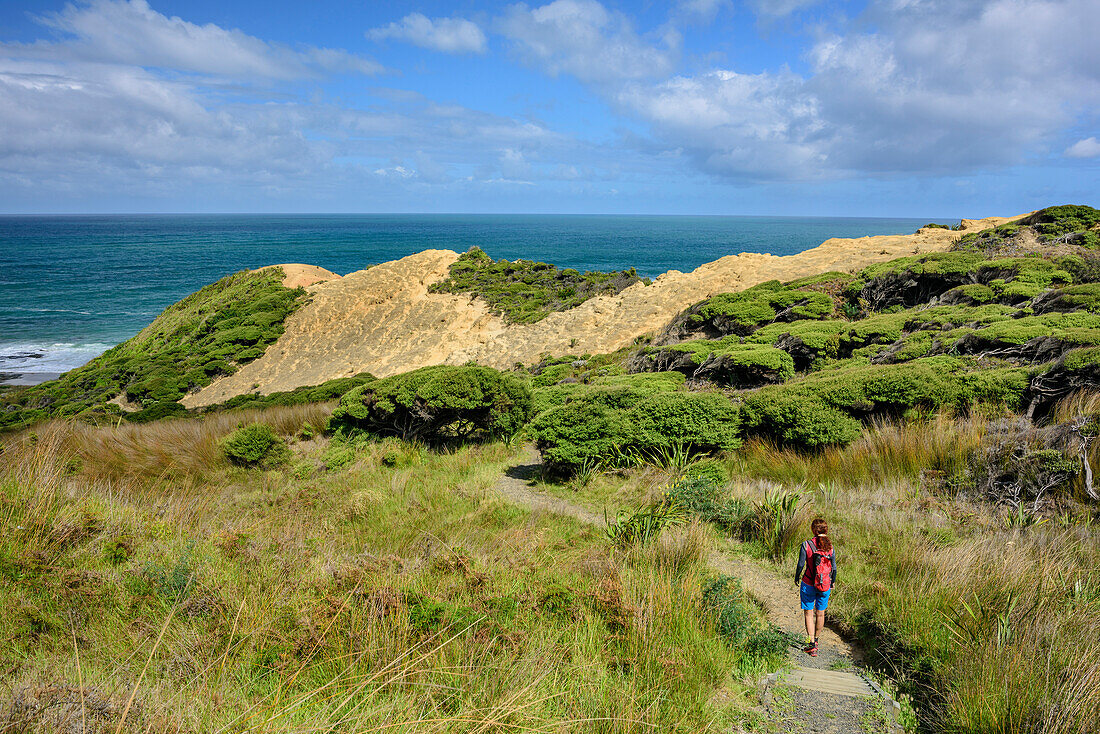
[182, 214, 1025, 407]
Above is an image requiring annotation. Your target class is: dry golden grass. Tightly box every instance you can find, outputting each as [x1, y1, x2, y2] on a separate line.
[731, 412, 989, 488]
[0, 403, 331, 493]
[0, 408, 767, 733]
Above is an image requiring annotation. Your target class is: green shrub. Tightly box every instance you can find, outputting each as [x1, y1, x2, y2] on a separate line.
[1022, 205, 1100, 241]
[702, 576, 756, 642]
[1, 267, 307, 430]
[531, 373, 685, 416]
[211, 373, 375, 411]
[123, 400, 188, 423]
[684, 280, 839, 336]
[633, 338, 795, 386]
[531, 389, 741, 475]
[428, 247, 643, 324]
[330, 365, 532, 444]
[223, 423, 289, 467]
[702, 575, 799, 667]
[742, 391, 862, 449]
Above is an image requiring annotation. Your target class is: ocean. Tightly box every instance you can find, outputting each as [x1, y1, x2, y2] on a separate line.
[0, 214, 937, 380]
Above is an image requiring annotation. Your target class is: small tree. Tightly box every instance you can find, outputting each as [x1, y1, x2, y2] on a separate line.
[329, 365, 532, 444]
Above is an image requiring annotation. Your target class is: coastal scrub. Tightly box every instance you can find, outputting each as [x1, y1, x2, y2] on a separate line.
[428, 246, 646, 324]
[0, 267, 307, 430]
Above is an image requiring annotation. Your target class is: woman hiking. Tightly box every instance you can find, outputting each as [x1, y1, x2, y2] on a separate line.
[794, 518, 836, 657]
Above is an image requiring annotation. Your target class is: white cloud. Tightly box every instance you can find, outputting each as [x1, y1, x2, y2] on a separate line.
[615, 0, 1100, 180]
[499, 148, 532, 179]
[0, 2, 640, 207]
[368, 13, 487, 54]
[748, 0, 821, 18]
[16, 0, 383, 79]
[1066, 137, 1100, 159]
[499, 0, 678, 85]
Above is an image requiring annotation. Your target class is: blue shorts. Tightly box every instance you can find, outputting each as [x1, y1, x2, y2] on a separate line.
[800, 582, 831, 611]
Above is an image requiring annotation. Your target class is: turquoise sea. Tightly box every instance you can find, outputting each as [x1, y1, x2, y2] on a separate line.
[0, 214, 937, 379]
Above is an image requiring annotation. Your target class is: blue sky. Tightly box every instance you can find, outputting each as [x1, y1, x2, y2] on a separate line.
[0, 0, 1096, 216]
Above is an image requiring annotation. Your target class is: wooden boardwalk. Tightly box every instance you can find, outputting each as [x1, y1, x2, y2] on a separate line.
[783, 666, 874, 697]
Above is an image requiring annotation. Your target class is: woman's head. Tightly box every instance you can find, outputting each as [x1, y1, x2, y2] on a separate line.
[811, 518, 832, 552]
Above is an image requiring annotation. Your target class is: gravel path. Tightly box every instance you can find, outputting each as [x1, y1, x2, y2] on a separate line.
[486, 448, 893, 733]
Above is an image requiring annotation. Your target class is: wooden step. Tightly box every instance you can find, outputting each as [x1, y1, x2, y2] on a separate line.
[782, 666, 874, 697]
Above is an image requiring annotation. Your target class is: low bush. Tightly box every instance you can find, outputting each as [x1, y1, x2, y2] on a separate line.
[330, 365, 532, 444]
[211, 373, 375, 411]
[742, 391, 863, 449]
[657, 277, 846, 344]
[1022, 204, 1100, 243]
[428, 247, 644, 324]
[629, 338, 795, 387]
[531, 372, 685, 415]
[531, 388, 741, 475]
[222, 423, 289, 467]
[702, 575, 799, 670]
[967, 418, 1084, 509]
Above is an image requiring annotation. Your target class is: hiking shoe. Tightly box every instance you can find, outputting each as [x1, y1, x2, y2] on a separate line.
[803, 643, 818, 656]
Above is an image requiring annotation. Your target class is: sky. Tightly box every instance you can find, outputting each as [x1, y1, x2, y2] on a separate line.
[0, 0, 1096, 216]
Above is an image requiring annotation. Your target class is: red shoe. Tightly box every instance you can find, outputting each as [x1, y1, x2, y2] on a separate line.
[803, 643, 818, 656]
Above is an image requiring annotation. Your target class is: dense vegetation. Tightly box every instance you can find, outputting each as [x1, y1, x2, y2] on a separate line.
[954, 204, 1100, 252]
[428, 247, 646, 324]
[0, 408, 790, 732]
[3, 203, 1100, 733]
[622, 206, 1100, 451]
[331, 365, 532, 444]
[0, 267, 307, 430]
[530, 377, 741, 475]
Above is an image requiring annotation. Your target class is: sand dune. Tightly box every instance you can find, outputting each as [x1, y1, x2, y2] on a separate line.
[182, 213, 1025, 407]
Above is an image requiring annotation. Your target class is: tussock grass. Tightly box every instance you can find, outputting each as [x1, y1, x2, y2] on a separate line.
[724, 412, 1100, 733]
[0, 407, 770, 732]
[1, 403, 330, 492]
[729, 412, 988, 488]
[554, 409, 1100, 733]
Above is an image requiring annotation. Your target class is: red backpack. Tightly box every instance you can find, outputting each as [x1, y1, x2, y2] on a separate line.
[804, 540, 834, 592]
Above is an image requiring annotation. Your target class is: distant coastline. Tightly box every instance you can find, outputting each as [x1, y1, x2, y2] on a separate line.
[0, 213, 942, 381]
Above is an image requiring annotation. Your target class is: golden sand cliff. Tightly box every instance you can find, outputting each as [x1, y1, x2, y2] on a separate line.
[181, 214, 1026, 408]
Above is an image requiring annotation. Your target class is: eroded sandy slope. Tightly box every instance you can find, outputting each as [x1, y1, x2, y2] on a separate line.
[183, 214, 1024, 407]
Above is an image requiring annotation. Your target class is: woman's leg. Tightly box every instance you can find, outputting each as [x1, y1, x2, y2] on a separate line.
[814, 609, 825, 639]
[804, 609, 815, 640]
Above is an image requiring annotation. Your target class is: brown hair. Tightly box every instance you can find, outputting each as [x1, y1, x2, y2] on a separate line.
[811, 518, 832, 553]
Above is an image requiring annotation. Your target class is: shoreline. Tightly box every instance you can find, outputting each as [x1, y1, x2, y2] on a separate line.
[0, 371, 62, 386]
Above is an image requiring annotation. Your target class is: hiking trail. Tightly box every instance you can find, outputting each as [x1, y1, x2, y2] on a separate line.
[486, 446, 905, 734]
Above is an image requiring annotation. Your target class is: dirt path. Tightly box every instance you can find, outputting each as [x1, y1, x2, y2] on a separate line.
[486, 448, 897, 734]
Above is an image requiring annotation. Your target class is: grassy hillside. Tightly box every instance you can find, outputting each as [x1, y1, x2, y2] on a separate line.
[0, 267, 308, 430]
[0, 410, 788, 732]
[3, 204, 1100, 732]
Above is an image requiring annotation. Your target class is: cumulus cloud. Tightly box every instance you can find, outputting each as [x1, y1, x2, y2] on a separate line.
[0, 1, 633, 206]
[368, 13, 487, 54]
[613, 0, 1100, 180]
[14, 0, 383, 79]
[1066, 137, 1100, 159]
[498, 0, 678, 85]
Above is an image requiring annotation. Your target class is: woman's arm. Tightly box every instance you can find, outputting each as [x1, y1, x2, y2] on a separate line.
[794, 543, 807, 584]
[831, 551, 837, 586]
